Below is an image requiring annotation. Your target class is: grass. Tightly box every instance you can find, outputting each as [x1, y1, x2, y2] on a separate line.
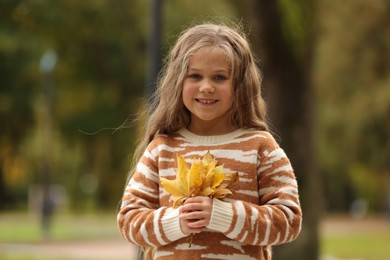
[321, 234, 390, 260]
[320, 215, 390, 260]
[0, 211, 120, 243]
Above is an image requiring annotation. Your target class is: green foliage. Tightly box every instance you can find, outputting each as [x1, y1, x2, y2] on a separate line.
[316, 0, 390, 212]
[278, 0, 314, 60]
[0, 0, 238, 211]
[1, 0, 149, 211]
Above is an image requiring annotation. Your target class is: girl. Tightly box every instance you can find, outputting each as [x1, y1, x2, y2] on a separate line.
[117, 23, 302, 260]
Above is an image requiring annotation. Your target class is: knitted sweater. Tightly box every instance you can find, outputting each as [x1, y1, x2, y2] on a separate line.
[117, 128, 302, 260]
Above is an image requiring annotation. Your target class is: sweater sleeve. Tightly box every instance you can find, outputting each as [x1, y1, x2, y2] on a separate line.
[206, 134, 302, 246]
[117, 146, 188, 248]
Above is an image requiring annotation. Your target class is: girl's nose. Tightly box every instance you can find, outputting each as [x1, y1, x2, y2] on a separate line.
[199, 79, 215, 93]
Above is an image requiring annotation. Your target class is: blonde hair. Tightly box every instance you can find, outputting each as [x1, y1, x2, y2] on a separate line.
[130, 23, 269, 175]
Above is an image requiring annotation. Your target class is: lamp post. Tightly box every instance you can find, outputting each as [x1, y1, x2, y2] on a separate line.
[146, 0, 163, 98]
[39, 49, 57, 240]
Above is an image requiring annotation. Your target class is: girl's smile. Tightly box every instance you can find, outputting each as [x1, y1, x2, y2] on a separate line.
[195, 98, 218, 104]
[182, 47, 235, 135]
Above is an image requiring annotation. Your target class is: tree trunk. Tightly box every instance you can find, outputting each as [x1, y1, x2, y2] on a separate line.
[246, 1, 322, 259]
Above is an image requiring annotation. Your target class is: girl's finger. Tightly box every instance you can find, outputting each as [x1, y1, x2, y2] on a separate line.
[180, 210, 207, 220]
[187, 219, 209, 228]
[180, 203, 202, 213]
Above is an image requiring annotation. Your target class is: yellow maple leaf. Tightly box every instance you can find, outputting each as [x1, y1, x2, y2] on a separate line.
[160, 151, 238, 208]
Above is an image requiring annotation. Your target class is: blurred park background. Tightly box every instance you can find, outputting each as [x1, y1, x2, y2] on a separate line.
[1, 0, 389, 259]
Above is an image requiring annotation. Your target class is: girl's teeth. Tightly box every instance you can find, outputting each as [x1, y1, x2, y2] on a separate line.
[198, 99, 216, 104]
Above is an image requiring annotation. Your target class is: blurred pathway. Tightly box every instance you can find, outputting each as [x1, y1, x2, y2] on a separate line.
[0, 239, 138, 260]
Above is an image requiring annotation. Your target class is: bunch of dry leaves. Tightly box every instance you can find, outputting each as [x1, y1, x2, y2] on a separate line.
[160, 151, 238, 207]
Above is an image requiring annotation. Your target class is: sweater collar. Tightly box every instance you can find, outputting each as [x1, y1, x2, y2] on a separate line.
[177, 127, 248, 145]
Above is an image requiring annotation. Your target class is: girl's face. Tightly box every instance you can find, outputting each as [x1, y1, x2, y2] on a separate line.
[182, 47, 235, 135]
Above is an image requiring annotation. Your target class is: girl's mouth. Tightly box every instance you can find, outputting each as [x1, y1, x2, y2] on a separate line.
[195, 98, 218, 104]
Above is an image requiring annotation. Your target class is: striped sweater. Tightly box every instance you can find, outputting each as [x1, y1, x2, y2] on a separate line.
[117, 128, 302, 260]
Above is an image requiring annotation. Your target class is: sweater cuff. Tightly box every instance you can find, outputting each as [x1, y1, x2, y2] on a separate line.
[206, 198, 233, 233]
[161, 207, 187, 242]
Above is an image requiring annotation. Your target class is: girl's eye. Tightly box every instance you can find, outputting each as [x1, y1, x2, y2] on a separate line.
[189, 74, 201, 79]
[214, 75, 227, 81]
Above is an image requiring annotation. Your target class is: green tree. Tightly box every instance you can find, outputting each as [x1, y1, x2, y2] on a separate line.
[0, 0, 149, 210]
[0, 0, 39, 209]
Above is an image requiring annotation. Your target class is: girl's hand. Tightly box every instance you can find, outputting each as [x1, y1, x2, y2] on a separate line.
[179, 196, 212, 235]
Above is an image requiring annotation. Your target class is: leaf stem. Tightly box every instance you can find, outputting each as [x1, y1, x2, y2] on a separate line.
[188, 233, 193, 247]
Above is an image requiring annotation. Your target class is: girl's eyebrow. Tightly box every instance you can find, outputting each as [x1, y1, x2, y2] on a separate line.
[188, 67, 230, 73]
